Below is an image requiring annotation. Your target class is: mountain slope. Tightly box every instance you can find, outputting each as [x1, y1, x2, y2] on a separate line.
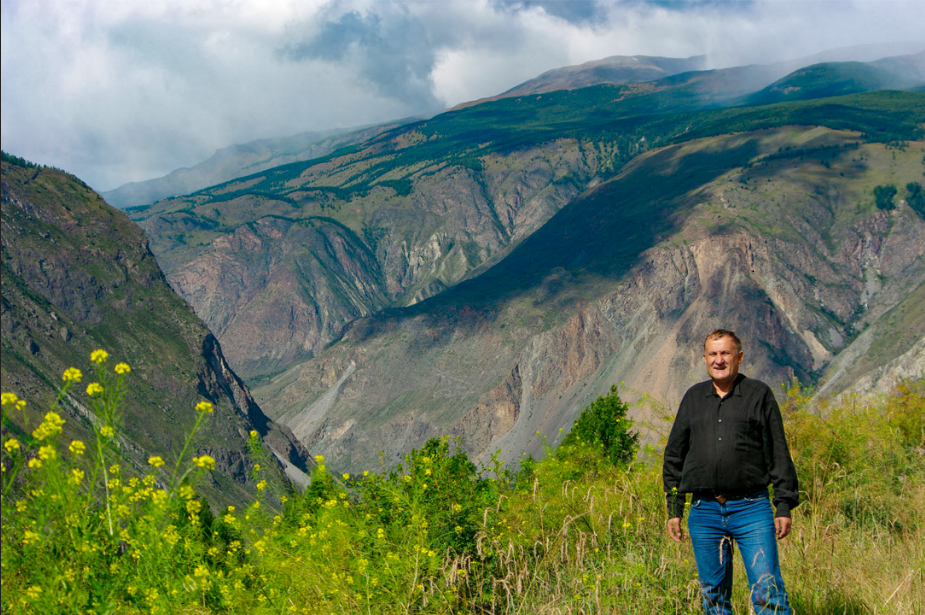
[251, 126, 925, 472]
[102, 123, 401, 209]
[747, 52, 925, 105]
[1, 156, 313, 505]
[130, 89, 925, 379]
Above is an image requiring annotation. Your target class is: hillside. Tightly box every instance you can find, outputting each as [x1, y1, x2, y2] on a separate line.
[0, 156, 314, 505]
[747, 52, 925, 105]
[130, 89, 925, 380]
[101, 122, 401, 209]
[248, 126, 925, 471]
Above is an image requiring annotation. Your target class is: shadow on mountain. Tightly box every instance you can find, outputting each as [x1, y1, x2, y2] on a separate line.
[352, 137, 760, 337]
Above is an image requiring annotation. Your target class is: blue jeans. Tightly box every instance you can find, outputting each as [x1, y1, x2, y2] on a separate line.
[687, 489, 790, 614]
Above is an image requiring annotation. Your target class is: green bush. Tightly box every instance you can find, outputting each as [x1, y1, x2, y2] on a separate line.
[873, 184, 897, 210]
[559, 384, 639, 467]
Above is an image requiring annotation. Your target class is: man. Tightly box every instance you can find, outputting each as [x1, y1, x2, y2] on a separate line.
[663, 329, 798, 614]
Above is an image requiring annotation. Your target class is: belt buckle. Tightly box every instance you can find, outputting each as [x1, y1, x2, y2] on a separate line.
[715, 494, 728, 504]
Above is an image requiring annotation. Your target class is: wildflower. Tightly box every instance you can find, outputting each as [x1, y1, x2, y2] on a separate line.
[257, 480, 267, 491]
[99, 426, 115, 438]
[25, 585, 42, 599]
[28, 458, 42, 469]
[193, 455, 216, 470]
[69, 440, 86, 455]
[195, 401, 214, 414]
[32, 412, 65, 440]
[403, 474, 412, 482]
[186, 500, 202, 515]
[148, 456, 165, 467]
[70, 469, 85, 485]
[314, 454, 325, 464]
[23, 531, 40, 545]
[454, 526, 463, 534]
[1, 392, 19, 406]
[86, 382, 104, 396]
[249, 429, 258, 439]
[151, 490, 168, 506]
[38, 445, 57, 461]
[254, 464, 261, 471]
[453, 504, 462, 513]
[114, 362, 131, 375]
[91, 349, 109, 364]
[179, 485, 195, 499]
[4, 438, 20, 453]
[62, 367, 83, 383]
[342, 472, 350, 480]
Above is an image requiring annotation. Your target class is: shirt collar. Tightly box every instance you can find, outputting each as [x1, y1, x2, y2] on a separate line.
[704, 373, 745, 398]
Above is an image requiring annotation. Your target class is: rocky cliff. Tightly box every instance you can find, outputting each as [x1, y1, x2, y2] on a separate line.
[1, 157, 313, 505]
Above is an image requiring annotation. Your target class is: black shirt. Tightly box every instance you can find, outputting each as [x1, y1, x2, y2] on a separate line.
[662, 374, 799, 519]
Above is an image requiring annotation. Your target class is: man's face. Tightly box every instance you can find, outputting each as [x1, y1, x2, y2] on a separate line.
[703, 336, 743, 385]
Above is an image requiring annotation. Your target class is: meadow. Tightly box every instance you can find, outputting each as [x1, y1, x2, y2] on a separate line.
[2, 351, 922, 614]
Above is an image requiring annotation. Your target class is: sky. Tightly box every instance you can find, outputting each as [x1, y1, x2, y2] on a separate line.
[1, 0, 923, 192]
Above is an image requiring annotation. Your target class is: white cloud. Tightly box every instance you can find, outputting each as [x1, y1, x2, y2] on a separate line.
[1, 0, 922, 191]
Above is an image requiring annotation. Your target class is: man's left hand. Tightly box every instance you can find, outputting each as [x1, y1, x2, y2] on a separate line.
[774, 516, 791, 539]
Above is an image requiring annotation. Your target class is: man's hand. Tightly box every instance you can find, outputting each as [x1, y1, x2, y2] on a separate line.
[667, 517, 685, 543]
[774, 516, 791, 539]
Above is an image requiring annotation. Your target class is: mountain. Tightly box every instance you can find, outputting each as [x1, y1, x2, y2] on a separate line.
[1, 154, 313, 505]
[129, 85, 925, 473]
[101, 123, 402, 209]
[746, 52, 925, 105]
[250, 124, 925, 471]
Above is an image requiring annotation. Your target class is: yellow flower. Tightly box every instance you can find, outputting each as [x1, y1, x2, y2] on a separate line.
[1, 392, 19, 406]
[186, 499, 202, 515]
[99, 426, 115, 438]
[195, 401, 214, 414]
[86, 382, 104, 397]
[342, 472, 350, 480]
[454, 526, 463, 534]
[256, 480, 267, 491]
[90, 349, 109, 364]
[32, 412, 65, 440]
[148, 456, 165, 467]
[25, 585, 42, 599]
[69, 440, 86, 455]
[313, 454, 325, 464]
[114, 362, 131, 375]
[193, 455, 216, 470]
[38, 445, 57, 460]
[249, 430, 258, 439]
[70, 468, 85, 485]
[403, 474, 412, 482]
[4, 438, 20, 453]
[62, 367, 83, 383]
[28, 458, 42, 469]
[151, 490, 168, 506]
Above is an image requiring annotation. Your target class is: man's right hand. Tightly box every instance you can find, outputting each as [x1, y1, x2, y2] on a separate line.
[667, 517, 685, 543]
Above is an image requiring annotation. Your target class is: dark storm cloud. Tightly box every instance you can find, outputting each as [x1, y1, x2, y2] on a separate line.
[283, 8, 443, 113]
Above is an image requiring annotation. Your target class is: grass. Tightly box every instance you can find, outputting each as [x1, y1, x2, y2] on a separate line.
[3, 352, 923, 614]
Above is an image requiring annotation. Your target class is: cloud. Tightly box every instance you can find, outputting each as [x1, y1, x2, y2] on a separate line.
[1, 0, 922, 191]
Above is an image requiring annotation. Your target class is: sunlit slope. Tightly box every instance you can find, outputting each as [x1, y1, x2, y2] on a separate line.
[251, 127, 925, 472]
[130, 91, 925, 377]
[1, 158, 313, 505]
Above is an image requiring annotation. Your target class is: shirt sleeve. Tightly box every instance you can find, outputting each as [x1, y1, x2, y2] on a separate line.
[663, 395, 691, 519]
[763, 388, 799, 517]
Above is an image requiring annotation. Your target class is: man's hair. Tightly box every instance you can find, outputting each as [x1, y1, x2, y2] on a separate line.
[704, 329, 742, 353]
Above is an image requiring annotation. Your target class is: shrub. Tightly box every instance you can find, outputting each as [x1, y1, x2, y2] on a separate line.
[873, 184, 897, 210]
[559, 384, 639, 467]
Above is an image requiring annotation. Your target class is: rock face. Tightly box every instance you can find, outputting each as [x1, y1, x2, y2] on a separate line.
[249, 129, 925, 472]
[1, 158, 313, 506]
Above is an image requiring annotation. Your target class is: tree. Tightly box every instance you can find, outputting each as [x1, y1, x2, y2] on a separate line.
[906, 182, 925, 219]
[873, 184, 897, 210]
[560, 385, 638, 466]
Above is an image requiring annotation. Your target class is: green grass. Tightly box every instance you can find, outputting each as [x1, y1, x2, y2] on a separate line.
[3, 360, 923, 614]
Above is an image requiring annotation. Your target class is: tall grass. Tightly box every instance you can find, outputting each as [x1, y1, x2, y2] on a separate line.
[2, 353, 922, 614]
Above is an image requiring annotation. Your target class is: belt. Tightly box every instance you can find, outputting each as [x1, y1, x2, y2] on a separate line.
[693, 489, 767, 505]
